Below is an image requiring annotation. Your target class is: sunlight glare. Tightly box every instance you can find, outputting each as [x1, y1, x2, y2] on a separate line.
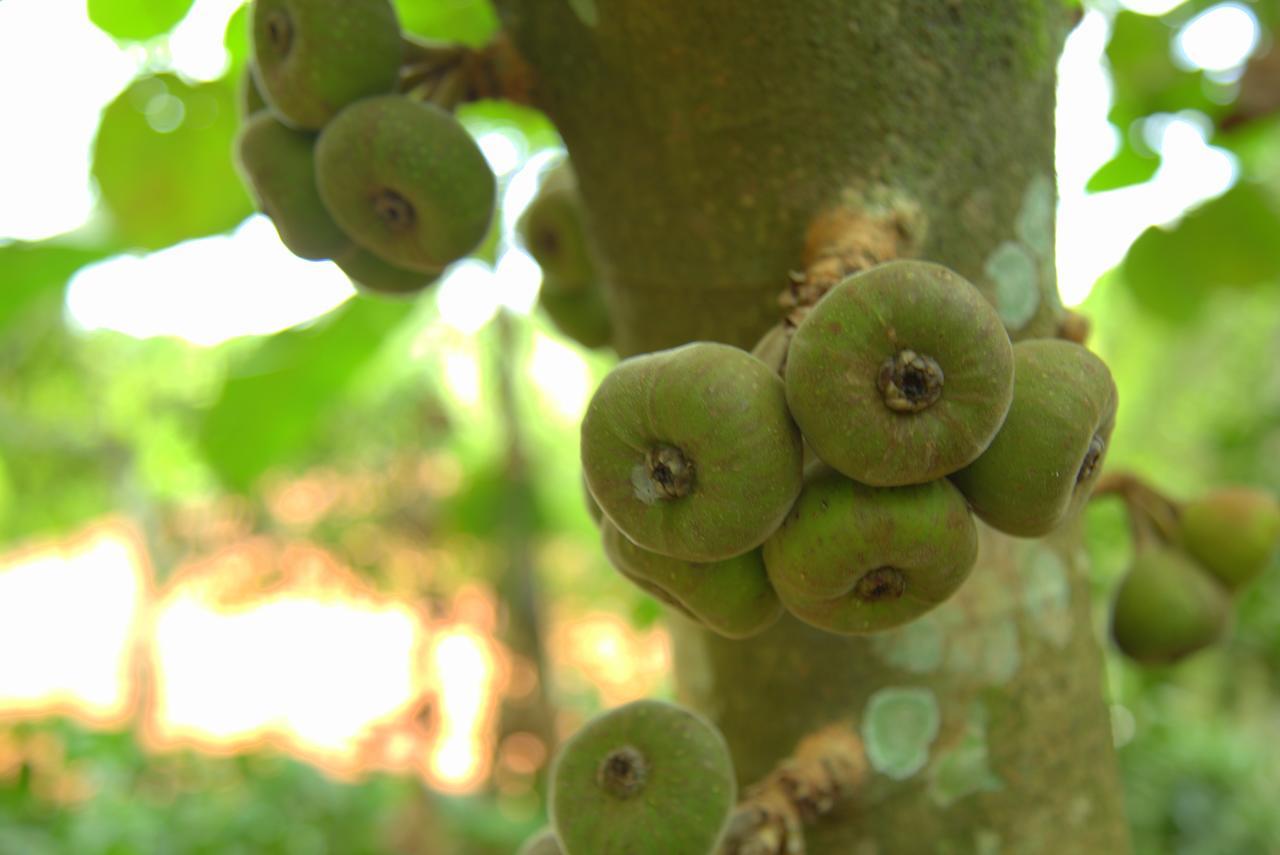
[1174, 3, 1259, 74]
[528, 333, 593, 421]
[426, 626, 499, 792]
[167, 0, 247, 82]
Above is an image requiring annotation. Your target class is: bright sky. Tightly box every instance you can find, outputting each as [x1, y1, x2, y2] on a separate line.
[0, 0, 1263, 344]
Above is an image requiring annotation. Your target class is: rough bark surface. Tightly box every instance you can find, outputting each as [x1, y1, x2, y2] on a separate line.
[496, 2, 1131, 851]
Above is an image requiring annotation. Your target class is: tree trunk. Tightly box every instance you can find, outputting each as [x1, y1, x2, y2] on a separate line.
[496, 2, 1131, 851]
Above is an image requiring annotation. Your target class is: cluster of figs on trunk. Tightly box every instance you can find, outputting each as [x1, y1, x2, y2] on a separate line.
[1111, 486, 1280, 665]
[519, 699, 738, 855]
[234, 0, 496, 295]
[574, 258, 1119, 638]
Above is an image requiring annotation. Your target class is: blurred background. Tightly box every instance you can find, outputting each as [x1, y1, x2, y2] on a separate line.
[0, 0, 1277, 853]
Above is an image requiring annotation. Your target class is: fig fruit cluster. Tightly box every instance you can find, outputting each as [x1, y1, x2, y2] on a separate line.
[518, 161, 613, 349]
[581, 259, 1119, 638]
[1111, 486, 1280, 665]
[235, 0, 496, 295]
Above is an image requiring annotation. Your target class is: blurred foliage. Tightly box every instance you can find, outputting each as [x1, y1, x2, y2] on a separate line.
[0, 0, 1276, 852]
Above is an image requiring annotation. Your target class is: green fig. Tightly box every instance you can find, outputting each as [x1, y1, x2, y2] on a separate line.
[784, 260, 1015, 487]
[950, 338, 1117, 537]
[315, 95, 496, 273]
[580, 342, 804, 562]
[582, 472, 604, 525]
[517, 828, 565, 855]
[234, 112, 351, 261]
[539, 279, 613, 350]
[251, 0, 402, 130]
[1111, 546, 1230, 665]
[1179, 487, 1280, 591]
[762, 467, 977, 635]
[519, 161, 597, 291]
[550, 700, 735, 855]
[335, 245, 440, 295]
[240, 64, 268, 119]
[601, 519, 783, 639]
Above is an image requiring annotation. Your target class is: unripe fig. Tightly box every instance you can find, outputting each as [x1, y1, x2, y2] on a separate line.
[240, 64, 268, 118]
[550, 700, 735, 855]
[580, 342, 804, 562]
[950, 338, 1117, 537]
[1178, 487, 1280, 591]
[1111, 546, 1230, 665]
[784, 261, 1014, 486]
[582, 472, 604, 525]
[251, 0, 401, 130]
[517, 828, 564, 855]
[601, 519, 783, 639]
[540, 280, 613, 350]
[762, 467, 977, 635]
[335, 246, 439, 295]
[234, 112, 351, 261]
[315, 95, 496, 273]
[519, 162, 597, 291]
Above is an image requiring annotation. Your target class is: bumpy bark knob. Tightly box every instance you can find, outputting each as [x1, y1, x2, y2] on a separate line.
[762, 467, 978, 634]
[784, 260, 1014, 486]
[252, 0, 402, 130]
[1178, 487, 1280, 592]
[581, 342, 804, 562]
[1111, 546, 1230, 665]
[550, 700, 735, 855]
[316, 95, 496, 273]
[234, 113, 351, 261]
[601, 519, 783, 639]
[950, 338, 1118, 537]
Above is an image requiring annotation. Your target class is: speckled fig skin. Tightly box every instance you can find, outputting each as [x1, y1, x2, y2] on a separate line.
[234, 113, 351, 261]
[252, 0, 401, 130]
[601, 519, 783, 639]
[519, 162, 597, 292]
[335, 246, 439, 296]
[1111, 546, 1230, 665]
[549, 700, 735, 855]
[1178, 487, 1280, 591]
[762, 466, 978, 635]
[784, 260, 1014, 487]
[950, 338, 1118, 537]
[580, 342, 804, 562]
[517, 828, 564, 855]
[315, 95, 496, 273]
[540, 277, 613, 349]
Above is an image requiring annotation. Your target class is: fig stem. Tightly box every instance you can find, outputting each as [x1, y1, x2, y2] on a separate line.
[877, 350, 944, 413]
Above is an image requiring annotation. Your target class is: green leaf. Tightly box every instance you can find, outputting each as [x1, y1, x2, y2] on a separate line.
[87, 0, 195, 42]
[0, 241, 115, 330]
[393, 0, 498, 46]
[1106, 10, 1227, 130]
[224, 1, 252, 75]
[92, 74, 253, 251]
[1086, 144, 1161, 193]
[198, 297, 414, 492]
[1123, 182, 1280, 320]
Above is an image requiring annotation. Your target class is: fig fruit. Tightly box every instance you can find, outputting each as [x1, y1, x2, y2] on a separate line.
[517, 828, 564, 855]
[1111, 546, 1230, 665]
[950, 338, 1117, 537]
[550, 699, 735, 855]
[784, 260, 1014, 487]
[240, 64, 268, 118]
[335, 246, 440, 295]
[519, 161, 597, 290]
[1179, 487, 1280, 591]
[234, 112, 351, 260]
[540, 284, 613, 350]
[315, 95, 496, 273]
[580, 342, 804, 562]
[762, 467, 978, 634]
[601, 519, 783, 639]
[251, 0, 402, 130]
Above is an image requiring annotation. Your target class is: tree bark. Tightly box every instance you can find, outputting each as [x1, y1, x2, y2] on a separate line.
[496, 2, 1131, 851]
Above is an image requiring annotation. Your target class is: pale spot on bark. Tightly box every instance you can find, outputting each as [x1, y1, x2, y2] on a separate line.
[861, 687, 940, 780]
[1022, 544, 1072, 648]
[985, 241, 1040, 331]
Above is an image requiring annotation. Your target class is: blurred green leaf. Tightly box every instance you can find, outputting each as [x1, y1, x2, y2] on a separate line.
[393, 0, 498, 45]
[87, 0, 195, 42]
[1123, 182, 1280, 321]
[93, 74, 253, 251]
[1106, 10, 1227, 130]
[1087, 143, 1161, 192]
[198, 297, 414, 491]
[224, 2, 252, 75]
[0, 241, 114, 331]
